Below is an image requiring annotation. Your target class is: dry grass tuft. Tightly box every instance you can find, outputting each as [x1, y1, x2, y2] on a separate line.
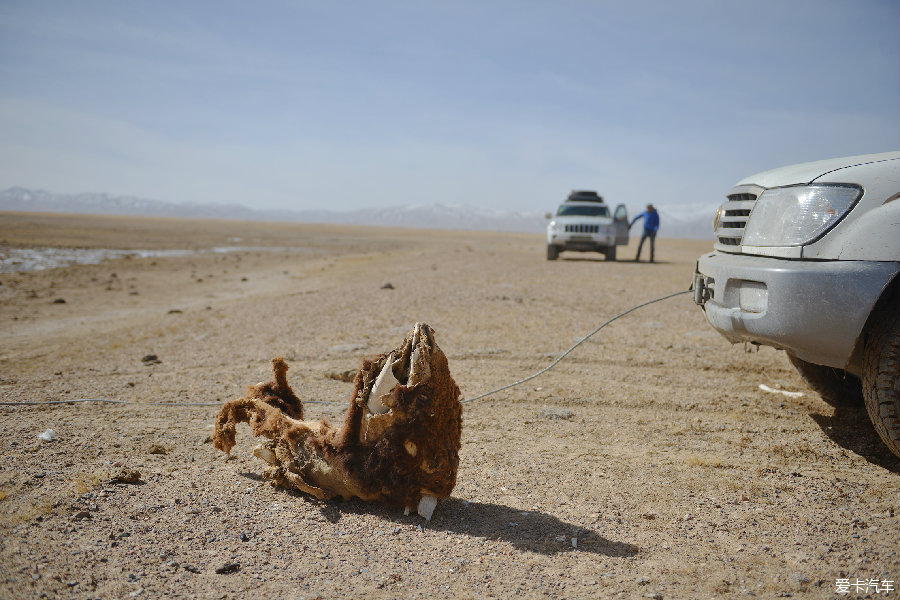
[684, 454, 726, 468]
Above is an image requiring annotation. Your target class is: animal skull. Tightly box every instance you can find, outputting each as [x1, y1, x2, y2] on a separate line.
[213, 322, 462, 519]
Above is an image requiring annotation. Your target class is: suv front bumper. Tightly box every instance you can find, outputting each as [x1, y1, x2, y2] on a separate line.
[548, 231, 614, 250]
[693, 251, 900, 372]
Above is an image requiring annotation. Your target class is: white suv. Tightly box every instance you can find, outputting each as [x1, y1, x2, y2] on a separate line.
[693, 152, 900, 457]
[546, 191, 629, 261]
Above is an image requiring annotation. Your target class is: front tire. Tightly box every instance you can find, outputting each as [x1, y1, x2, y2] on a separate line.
[787, 353, 862, 406]
[547, 245, 559, 261]
[862, 308, 900, 458]
[605, 244, 616, 261]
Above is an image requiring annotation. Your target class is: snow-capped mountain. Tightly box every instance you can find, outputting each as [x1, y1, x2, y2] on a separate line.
[0, 187, 714, 238]
[0, 187, 260, 221]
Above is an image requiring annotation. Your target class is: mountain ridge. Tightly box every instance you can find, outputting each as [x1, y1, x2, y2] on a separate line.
[0, 187, 714, 238]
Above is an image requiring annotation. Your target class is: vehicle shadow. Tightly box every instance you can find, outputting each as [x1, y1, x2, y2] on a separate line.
[557, 256, 612, 262]
[558, 256, 671, 264]
[267, 486, 638, 557]
[808, 402, 900, 473]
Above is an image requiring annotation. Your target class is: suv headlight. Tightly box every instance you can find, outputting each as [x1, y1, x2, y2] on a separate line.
[742, 184, 861, 246]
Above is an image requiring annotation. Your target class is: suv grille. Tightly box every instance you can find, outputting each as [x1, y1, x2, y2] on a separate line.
[565, 224, 599, 234]
[715, 192, 758, 246]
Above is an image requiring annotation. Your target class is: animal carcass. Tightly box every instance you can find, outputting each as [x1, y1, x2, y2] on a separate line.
[213, 323, 462, 519]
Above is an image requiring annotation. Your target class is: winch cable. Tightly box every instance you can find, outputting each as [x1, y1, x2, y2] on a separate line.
[0, 289, 691, 408]
[461, 288, 690, 404]
[0, 397, 333, 407]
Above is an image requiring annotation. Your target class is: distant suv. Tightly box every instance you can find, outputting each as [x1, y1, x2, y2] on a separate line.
[546, 191, 629, 261]
[692, 152, 900, 457]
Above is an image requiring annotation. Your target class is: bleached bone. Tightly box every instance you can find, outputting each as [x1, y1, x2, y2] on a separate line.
[417, 494, 438, 520]
[368, 352, 400, 414]
[253, 444, 278, 465]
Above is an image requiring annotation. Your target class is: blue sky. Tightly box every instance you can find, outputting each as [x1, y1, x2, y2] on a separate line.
[0, 0, 897, 216]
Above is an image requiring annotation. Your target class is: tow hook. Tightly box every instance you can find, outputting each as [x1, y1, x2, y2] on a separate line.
[692, 270, 714, 306]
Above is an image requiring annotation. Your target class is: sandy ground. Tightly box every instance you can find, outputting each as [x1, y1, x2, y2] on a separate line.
[0, 211, 898, 599]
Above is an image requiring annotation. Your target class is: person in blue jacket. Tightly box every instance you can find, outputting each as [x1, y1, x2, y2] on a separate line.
[629, 204, 660, 262]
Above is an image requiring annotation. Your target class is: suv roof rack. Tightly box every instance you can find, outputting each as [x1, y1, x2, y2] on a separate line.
[567, 190, 604, 203]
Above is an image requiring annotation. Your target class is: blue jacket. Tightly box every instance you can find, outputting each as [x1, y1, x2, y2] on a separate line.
[631, 210, 660, 233]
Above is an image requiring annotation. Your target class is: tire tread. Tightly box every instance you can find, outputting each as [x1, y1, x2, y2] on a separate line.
[863, 308, 900, 458]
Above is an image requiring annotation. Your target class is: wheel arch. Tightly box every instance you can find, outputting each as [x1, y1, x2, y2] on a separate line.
[848, 270, 900, 376]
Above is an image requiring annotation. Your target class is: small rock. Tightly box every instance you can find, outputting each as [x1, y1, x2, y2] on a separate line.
[240, 532, 250, 542]
[325, 370, 356, 383]
[141, 354, 160, 365]
[72, 511, 92, 521]
[183, 564, 200, 574]
[215, 562, 240, 575]
[108, 468, 142, 484]
[37, 429, 57, 442]
[167, 309, 183, 314]
[148, 444, 168, 455]
[52, 298, 66, 304]
[381, 282, 394, 289]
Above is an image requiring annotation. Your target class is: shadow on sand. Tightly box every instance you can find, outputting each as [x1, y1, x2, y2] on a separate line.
[426, 498, 638, 557]
[808, 401, 900, 473]
[558, 256, 670, 265]
[245, 476, 638, 557]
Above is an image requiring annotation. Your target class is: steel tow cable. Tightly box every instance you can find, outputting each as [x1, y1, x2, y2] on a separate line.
[0, 289, 690, 408]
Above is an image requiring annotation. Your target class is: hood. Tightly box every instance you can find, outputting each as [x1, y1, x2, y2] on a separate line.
[552, 214, 613, 222]
[734, 151, 900, 189]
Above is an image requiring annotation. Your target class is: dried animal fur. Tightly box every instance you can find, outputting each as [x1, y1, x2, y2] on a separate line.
[213, 322, 462, 519]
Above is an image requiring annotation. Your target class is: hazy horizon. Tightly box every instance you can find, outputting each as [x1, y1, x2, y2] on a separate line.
[1, 1, 897, 217]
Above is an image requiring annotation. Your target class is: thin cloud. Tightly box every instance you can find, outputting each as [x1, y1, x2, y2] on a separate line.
[0, 1, 897, 214]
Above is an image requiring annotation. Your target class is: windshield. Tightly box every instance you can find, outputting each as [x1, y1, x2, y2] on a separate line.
[556, 204, 609, 217]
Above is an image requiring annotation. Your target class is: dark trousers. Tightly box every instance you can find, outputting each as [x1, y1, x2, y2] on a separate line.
[636, 230, 656, 262]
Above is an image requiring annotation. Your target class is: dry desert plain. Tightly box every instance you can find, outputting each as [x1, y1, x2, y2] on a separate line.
[0, 211, 898, 599]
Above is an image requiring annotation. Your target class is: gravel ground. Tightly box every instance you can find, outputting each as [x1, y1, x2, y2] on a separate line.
[0, 212, 898, 599]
